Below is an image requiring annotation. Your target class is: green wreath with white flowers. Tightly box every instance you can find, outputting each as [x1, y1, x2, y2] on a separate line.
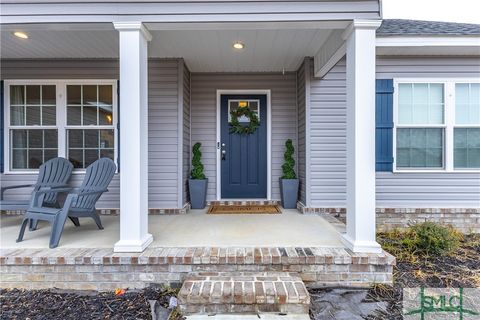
[229, 107, 260, 135]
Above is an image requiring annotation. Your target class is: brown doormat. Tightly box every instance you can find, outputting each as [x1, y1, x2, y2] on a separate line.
[207, 205, 281, 214]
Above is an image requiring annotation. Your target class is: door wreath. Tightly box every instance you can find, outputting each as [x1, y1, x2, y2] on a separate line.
[229, 107, 259, 135]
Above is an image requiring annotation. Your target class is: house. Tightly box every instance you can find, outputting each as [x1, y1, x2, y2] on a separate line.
[1, 0, 479, 307]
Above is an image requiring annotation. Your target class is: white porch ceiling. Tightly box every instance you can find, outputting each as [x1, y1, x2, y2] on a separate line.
[0, 24, 332, 72]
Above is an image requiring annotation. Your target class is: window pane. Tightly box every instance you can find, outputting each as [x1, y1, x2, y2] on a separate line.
[99, 105, 113, 125]
[67, 85, 82, 105]
[10, 105, 25, 125]
[100, 149, 114, 160]
[12, 130, 27, 148]
[85, 149, 99, 168]
[68, 129, 83, 148]
[42, 105, 56, 125]
[29, 150, 43, 169]
[83, 85, 97, 106]
[99, 85, 112, 105]
[67, 106, 82, 125]
[12, 149, 27, 169]
[10, 86, 25, 105]
[397, 128, 443, 168]
[26, 85, 40, 105]
[85, 130, 99, 148]
[454, 128, 480, 168]
[69, 149, 84, 169]
[42, 85, 56, 105]
[83, 104, 97, 125]
[398, 83, 444, 125]
[100, 130, 114, 148]
[44, 149, 58, 162]
[456, 83, 480, 125]
[44, 130, 58, 148]
[28, 130, 43, 148]
[25, 105, 41, 125]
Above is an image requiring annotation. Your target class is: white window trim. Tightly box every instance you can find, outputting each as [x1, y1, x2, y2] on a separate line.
[393, 78, 480, 173]
[3, 79, 118, 174]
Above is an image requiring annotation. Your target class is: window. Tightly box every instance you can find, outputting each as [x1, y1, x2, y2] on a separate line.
[66, 85, 115, 169]
[5, 81, 117, 172]
[9, 85, 58, 169]
[228, 100, 260, 122]
[394, 80, 480, 171]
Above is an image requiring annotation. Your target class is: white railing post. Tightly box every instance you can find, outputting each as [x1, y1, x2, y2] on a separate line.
[342, 20, 383, 253]
[113, 22, 153, 252]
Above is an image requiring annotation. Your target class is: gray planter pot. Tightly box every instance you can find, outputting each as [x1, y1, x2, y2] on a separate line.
[189, 178, 208, 209]
[279, 178, 299, 209]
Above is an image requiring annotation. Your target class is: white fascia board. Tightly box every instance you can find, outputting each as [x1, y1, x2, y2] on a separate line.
[376, 36, 480, 47]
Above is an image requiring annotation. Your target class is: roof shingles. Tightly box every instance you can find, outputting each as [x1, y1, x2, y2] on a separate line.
[377, 19, 480, 36]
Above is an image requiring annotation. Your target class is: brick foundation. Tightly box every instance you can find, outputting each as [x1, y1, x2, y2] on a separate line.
[298, 206, 480, 234]
[0, 246, 394, 291]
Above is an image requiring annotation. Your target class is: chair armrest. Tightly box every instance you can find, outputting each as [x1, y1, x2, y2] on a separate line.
[73, 188, 109, 197]
[1, 184, 35, 200]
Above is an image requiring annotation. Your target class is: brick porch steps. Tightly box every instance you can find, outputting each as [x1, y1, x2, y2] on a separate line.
[178, 272, 310, 316]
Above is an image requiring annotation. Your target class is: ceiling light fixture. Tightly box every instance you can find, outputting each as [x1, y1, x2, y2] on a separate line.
[13, 31, 29, 39]
[233, 42, 245, 50]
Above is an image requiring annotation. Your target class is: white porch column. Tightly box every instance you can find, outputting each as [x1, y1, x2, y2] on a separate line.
[342, 20, 382, 253]
[113, 22, 153, 252]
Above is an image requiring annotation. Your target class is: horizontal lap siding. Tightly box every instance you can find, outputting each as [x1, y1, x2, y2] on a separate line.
[308, 57, 480, 208]
[190, 72, 297, 201]
[375, 57, 480, 207]
[297, 61, 307, 205]
[1, 59, 182, 209]
[309, 58, 347, 207]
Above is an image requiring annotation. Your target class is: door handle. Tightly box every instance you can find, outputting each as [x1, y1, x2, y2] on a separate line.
[221, 149, 226, 160]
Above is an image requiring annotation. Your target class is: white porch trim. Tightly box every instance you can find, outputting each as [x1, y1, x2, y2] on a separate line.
[113, 21, 153, 252]
[215, 90, 272, 201]
[342, 19, 383, 254]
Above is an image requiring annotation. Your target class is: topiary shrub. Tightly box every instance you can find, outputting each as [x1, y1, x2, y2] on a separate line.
[281, 139, 297, 179]
[191, 142, 206, 180]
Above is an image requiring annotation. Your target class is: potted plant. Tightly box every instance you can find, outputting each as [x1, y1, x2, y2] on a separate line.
[279, 139, 299, 209]
[189, 142, 208, 209]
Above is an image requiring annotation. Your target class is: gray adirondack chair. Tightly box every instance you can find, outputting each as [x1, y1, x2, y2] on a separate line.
[17, 158, 116, 248]
[1, 157, 73, 230]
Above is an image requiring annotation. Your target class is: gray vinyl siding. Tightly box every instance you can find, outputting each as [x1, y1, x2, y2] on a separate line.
[1, 1, 381, 24]
[296, 60, 307, 206]
[182, 61, 191, 206]
[190, 72, 297, 201]
[308, 56, 480, 208]
[375, 57, 480, 208]
[1, 58, 184, 209]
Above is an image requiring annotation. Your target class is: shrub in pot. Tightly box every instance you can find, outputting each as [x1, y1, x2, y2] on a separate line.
[279, 139, 299, 209]
[189, 142, 208, 209]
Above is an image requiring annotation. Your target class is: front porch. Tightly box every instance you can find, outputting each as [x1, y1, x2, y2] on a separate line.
[0, 210, 394, 291]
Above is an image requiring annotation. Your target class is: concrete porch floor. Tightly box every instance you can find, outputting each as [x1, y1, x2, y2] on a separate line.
[0, 209, 344, 249]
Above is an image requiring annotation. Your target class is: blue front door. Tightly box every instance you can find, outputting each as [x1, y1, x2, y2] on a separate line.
[221, 95, 267, 198]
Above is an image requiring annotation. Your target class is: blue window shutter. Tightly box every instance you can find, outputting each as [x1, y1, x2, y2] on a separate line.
[375, 79, 394, 172]
[116, 80, 120, 172]
[0, 80, 4, 173]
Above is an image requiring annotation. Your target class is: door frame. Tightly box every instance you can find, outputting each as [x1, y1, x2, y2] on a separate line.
[216, 89, 272, 201]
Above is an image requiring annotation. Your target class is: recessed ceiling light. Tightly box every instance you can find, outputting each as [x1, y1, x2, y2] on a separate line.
[13, 31, 29, 39]
[233, 42, 245, 50]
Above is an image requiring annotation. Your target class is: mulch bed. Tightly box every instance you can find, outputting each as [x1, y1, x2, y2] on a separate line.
[364, 233, 480, 320]
[0, 286, 183, 320]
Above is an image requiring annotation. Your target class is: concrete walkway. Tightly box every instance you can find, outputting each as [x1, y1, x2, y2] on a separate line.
[1, 209, 344, 249]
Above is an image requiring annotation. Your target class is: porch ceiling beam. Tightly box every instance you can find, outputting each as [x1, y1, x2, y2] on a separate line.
[313, 29, 346, 78]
